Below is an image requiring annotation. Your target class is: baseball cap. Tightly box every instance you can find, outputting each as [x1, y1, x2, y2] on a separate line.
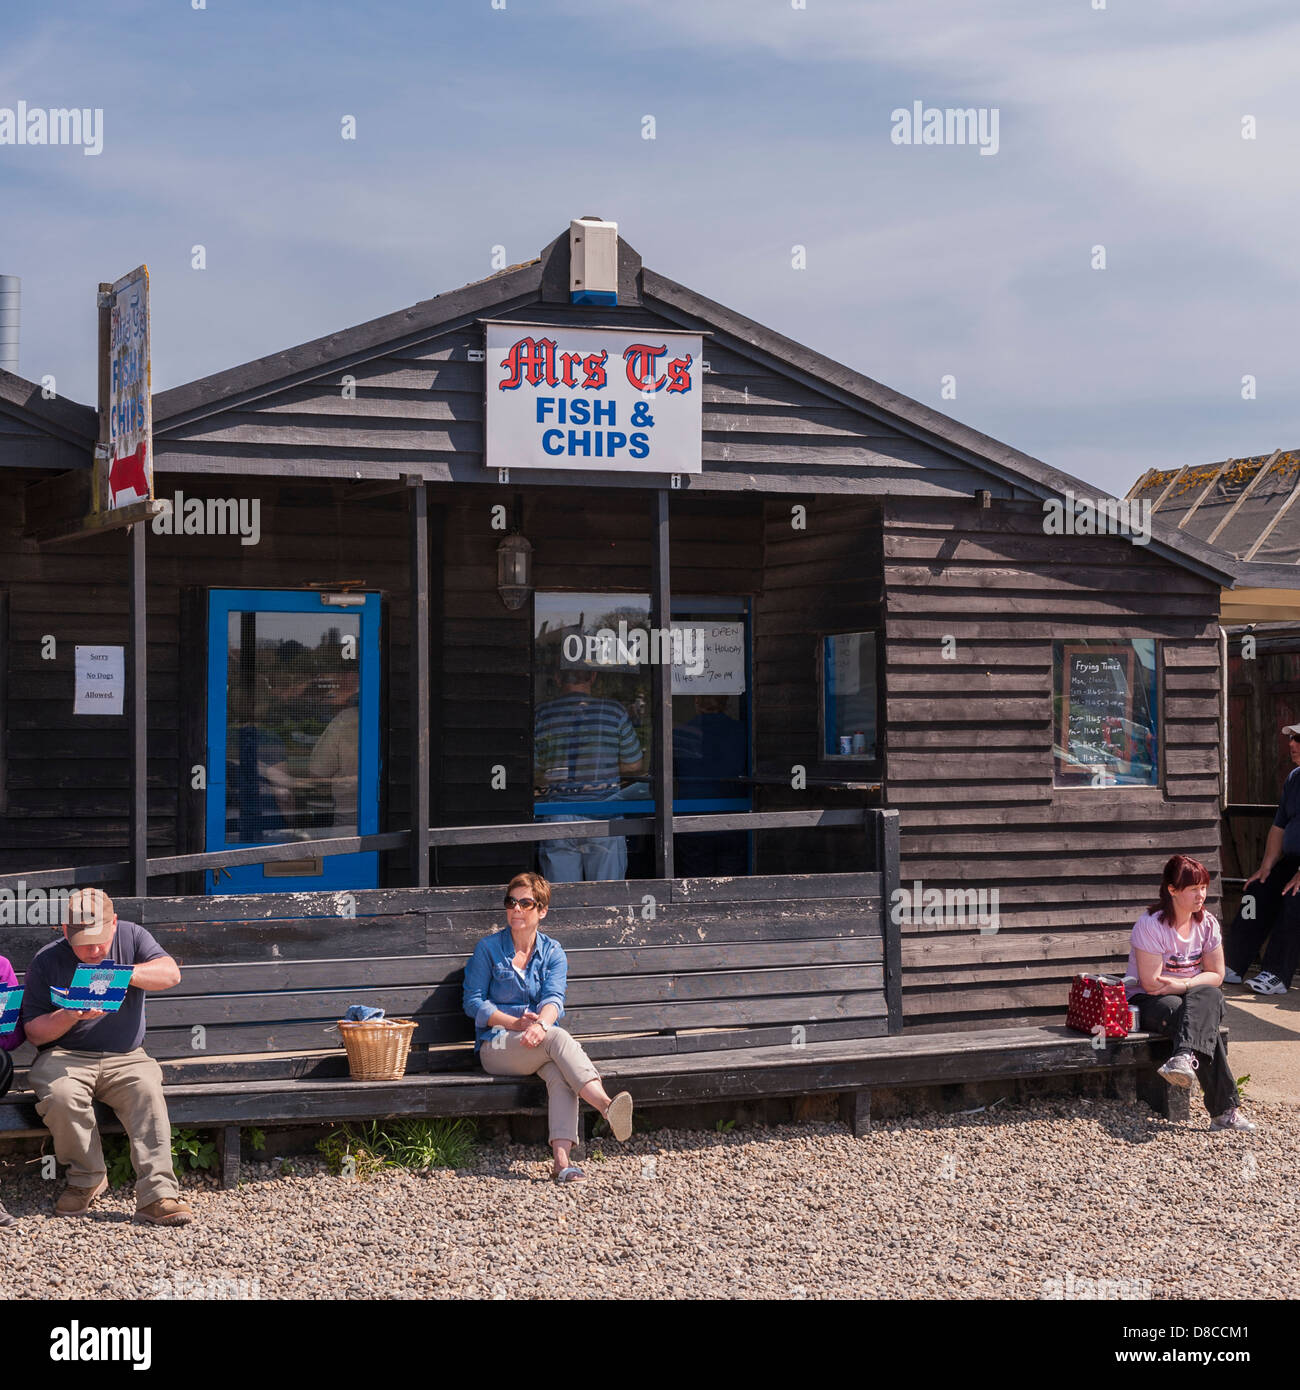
[64, 887, 117, 945]
[1283, 725, 1300, 738]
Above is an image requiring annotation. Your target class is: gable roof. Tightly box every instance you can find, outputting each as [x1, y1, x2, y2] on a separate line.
[0, 367, 97, 468]
[145, 227, 1232, 587]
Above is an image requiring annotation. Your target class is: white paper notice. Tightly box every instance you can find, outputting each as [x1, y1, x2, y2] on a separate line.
[833, 634, 863, 696]
[74, 645, 125, 715]
[671, 623, 746, 695]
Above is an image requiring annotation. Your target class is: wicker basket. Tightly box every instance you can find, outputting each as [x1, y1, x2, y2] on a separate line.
[337, 1018, 418, 1080]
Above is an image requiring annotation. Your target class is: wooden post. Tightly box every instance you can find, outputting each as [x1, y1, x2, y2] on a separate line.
[128, 520, 147, 898]
[876, 808, 902, 1034]
[650, 490, 673, 879]
[407, 477, 431, 886]
[218, 1125, 241, 1188]
[1136, 1063, 1192, 1122]
[839, 1089, 871, 1137]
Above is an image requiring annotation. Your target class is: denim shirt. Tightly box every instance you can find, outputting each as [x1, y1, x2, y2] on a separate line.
[462, 929, 568, 1052]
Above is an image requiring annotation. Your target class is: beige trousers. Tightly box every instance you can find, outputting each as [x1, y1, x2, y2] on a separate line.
[29, 1047, 180, 1206]
[479, 1026, 600, 1144]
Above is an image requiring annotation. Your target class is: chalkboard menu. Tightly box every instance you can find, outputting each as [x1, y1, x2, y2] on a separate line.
[1058, 642, 1141, 778]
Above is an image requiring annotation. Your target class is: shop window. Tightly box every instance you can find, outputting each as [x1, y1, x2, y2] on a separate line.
[532, 592, 751, 817]
[1053, 638, 1159, 787]
[819, 631, 878, 760]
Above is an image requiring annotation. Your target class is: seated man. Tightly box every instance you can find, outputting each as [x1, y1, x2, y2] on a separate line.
[20, 887, 192, 1225]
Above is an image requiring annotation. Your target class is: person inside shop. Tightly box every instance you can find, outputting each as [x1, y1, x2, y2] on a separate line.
[229, 687, 295, 841]
[534, 667, 644, 882]
[673, 694, 748, 877]
[0, 950, 25, 1226]
[308, 665, 361, 830]
[1223, 721, 1300, 996]
[20, 888, 195, 1224]
[463, 873, 634, 1182]
[1126, 853, 1254, 1132]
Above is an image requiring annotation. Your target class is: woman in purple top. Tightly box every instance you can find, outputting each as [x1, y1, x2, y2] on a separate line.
[0, 955, 24, 1226]
[1126, 854, 1254, 1132]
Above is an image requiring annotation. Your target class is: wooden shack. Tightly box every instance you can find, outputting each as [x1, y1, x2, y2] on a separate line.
[0, 220, 1239, 1034]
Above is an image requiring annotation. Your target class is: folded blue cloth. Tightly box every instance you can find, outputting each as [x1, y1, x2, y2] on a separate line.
[344, 1005, 385, 1022]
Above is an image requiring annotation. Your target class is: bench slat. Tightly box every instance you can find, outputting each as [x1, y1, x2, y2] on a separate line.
[163, 936, 884, 996]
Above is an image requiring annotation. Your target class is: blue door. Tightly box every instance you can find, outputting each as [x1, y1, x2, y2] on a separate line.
[205, 590, 382, 893]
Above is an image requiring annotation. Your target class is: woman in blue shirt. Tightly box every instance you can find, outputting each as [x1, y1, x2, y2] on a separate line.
[463, 873, 634, 1182]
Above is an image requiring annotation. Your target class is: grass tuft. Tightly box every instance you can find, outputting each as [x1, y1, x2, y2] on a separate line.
[317, 1118, 477, 1179]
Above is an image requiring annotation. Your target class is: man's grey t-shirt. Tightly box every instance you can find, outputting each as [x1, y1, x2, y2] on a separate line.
[1274, 767, 1300, 858]
[20, 921, 167, 1053]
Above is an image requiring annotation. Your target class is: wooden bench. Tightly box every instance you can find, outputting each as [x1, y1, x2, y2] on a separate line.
[0, 876, 1194, 1183]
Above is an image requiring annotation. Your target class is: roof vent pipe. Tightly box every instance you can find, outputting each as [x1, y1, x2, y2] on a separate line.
[0, 276, 19, 374]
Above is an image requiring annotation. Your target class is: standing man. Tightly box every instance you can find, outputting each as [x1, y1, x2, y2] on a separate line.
[534, 668, 644, 881]
[20, 887, 192, 1224]
[1224, 723, 1300, 995]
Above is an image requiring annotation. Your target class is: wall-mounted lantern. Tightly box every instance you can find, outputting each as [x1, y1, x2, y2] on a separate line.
[497, 530, 533, 610]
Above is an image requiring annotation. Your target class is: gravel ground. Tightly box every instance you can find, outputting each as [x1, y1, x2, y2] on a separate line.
[1, 1096, 1295, 1300]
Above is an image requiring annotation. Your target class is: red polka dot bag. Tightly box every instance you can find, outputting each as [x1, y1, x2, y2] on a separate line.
[1065, 973, 1131, 1038]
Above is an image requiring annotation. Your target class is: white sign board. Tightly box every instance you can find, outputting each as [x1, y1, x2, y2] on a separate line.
[99, 265, 152, 511]
[74, 645, 124, 715]
[833, 633, 863, 696]
[672, 623, 745, 695]
[485, 323, 703, 473]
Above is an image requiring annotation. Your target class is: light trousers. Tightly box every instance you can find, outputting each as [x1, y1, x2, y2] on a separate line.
[479, 1026, 600, 1144]
[29, 1046, 180, 1206]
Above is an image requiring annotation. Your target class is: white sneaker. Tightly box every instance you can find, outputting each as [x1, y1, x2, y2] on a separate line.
[1209, 1109, 1256, 1133]
[1222, 967, 1242, 985]
[1245, 970, 1287, 996]
[1157, 1052, 1199, 1087]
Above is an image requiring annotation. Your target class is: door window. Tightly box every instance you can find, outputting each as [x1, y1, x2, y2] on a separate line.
[206, 591, 381, 893]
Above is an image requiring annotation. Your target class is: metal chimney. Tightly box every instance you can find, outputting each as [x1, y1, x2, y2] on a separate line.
[0, 276, 19, 374]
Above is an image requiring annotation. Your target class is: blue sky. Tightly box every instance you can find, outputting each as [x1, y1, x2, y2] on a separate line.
[1, 0, 1296, 497]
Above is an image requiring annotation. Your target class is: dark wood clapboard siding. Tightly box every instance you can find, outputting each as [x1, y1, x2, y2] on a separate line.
[153, 294, 1002, 499]
[0, 471, 416, 891]
[751, 497, 882, 875]
[882, 495, 1223, 1030]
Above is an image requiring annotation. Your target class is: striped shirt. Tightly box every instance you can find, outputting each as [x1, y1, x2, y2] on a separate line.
[535, 694, 642, 796]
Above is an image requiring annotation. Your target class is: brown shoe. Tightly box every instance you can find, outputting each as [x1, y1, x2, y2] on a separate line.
[54, 1177, 108, 1216]
[135, 1197, 193, 1226]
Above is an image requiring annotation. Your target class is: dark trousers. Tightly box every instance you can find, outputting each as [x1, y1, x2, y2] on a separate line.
[1134, 986, 1238, 1117]
[1226, 856, 1300, 986]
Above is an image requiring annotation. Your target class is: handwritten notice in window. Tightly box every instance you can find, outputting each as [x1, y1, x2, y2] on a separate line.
[1062, 645, 1136, 769]
[671, 623, 746, 694]
[74, 645, 125, 715]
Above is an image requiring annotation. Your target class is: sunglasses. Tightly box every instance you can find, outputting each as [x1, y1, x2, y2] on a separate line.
[504, 896, 539, 911]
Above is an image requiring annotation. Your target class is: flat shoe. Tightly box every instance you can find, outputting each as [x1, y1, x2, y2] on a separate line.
[605, 1091, 633, 1142]
[553, 1166, 585, 1183]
